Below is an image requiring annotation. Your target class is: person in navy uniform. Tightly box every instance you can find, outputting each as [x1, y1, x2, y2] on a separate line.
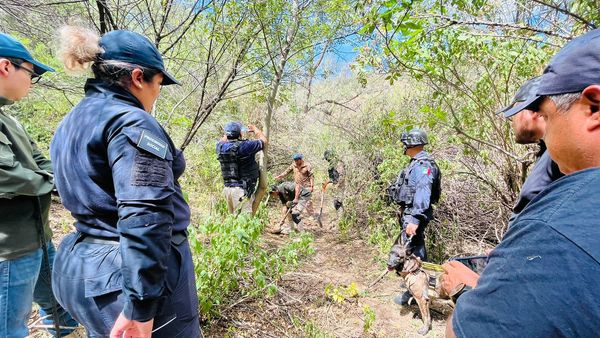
[50, 26, 201, 338]
[216, 121, 267, 215]
[500, 76, 564, 225]
[390, 128, 441, 306]
[445, 28, 600, 337]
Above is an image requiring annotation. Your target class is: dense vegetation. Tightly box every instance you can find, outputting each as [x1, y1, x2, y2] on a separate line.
[2, 0, 599, 330]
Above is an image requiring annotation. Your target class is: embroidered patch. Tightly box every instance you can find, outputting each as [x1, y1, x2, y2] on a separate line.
[131, 153, 169, 187]
[422, 167, 431, 176]
[137, 130, 168, 159]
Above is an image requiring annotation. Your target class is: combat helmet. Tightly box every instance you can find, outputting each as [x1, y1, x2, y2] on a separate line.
[400, 128, 428, 147]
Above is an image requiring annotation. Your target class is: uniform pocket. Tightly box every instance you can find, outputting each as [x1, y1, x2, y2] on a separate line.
[84, 270, 123, 298]
[0, 133, 15, 167]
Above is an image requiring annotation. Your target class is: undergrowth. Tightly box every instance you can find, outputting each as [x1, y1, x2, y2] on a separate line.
[189, 206, 315, 320]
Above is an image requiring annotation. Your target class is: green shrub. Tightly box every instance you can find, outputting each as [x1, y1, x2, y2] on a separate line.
[189, 209, 314, 319]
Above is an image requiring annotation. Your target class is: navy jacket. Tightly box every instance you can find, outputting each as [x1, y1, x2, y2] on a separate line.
[510, 142, 563, 224]
[453, 167, 600, 336]
[50, 79, 190, 321]
[395, 151, 437, 226]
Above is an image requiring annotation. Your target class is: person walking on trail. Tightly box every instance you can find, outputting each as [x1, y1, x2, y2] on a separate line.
[323, 149, 346, 214]
[50, 27, 201, 338]
[442, 77, 566, 302]
[0, 33, 82, 338]
[269, 182, 310, 235]
[388, 128, 441, 306]
[444, 28, 600, 337]
[216, 121, 267, 215]
[275, 153, 316, 217]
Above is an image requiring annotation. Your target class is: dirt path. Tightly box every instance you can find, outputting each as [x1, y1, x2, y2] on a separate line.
[31, 199, 451, 338]
[206, 206, 451, 337]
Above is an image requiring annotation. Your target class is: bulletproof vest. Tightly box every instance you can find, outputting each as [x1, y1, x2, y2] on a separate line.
[217, 140, 260, 185]
[391, 156, 441, 206]
[328, 167, 340, 184]
[429, 159, 442, 204]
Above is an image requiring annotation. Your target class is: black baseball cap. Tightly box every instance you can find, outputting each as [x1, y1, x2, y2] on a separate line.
[0, 33, 54, 75]
[522, 28, 600, 111]
[99, 30, 180, 85]
[500, 76, 542, 117]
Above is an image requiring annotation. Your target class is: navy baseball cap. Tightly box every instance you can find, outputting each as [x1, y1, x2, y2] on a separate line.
[224, 121, 243, 138]
[99, 30, 180, 85]
[522, 28, 600, 111]
[292, 153, 303, 160]
[500, 76, 542, 117]
[0, 33, 54, 75]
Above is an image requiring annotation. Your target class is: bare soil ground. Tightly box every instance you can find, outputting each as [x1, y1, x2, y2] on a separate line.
[29, 196, 452, 338]
[204, 203, 451, 338]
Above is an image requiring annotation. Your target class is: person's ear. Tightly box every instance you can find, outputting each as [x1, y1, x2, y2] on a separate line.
[0, 59, 11, 77]
[581, 85, 600, 131]
[131, 68, 144, 89]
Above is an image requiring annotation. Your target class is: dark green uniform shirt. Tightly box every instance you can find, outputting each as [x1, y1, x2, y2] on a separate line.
[0, 99, 53, 261]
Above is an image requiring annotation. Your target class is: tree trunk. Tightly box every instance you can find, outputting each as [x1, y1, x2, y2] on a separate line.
[252, 0, 301, 213]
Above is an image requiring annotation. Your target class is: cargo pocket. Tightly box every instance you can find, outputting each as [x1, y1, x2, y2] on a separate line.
[0, 133, 15, 167]
[85, 269, 124, 332]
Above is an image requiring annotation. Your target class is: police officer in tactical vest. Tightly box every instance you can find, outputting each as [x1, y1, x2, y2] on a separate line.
[217, 121, 267, 214]
[389, 128, 441, 305]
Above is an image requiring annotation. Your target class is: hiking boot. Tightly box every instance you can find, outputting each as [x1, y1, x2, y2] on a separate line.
[393, 291, 412, 306]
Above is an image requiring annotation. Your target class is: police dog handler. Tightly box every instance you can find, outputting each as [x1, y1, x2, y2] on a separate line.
[50, 27, 201, 337]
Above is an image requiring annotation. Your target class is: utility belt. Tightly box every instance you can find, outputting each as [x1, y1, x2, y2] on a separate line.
[80, 231, 187, 246]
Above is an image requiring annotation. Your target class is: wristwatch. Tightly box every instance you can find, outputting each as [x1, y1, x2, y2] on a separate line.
[450, 283, 472, 303]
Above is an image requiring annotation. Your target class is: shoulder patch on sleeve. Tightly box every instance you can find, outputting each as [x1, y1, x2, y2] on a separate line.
[137, 130, 168, 159]
[131, 153, 169, 187]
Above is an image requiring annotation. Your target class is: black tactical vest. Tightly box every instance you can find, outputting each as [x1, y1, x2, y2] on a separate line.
[217, 140, 260, 185]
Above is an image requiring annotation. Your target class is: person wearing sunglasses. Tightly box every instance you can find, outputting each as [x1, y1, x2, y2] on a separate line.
[0, 33, 83, 337]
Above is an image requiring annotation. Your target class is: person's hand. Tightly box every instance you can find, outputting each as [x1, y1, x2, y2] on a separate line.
[292, 198, 299, 204]
[275, 175, 283, 182]
[109, 313, 154, 338]
[406, 223, 418, 236]
[441, 261, 479, 295]
[247, 124, 257, 133]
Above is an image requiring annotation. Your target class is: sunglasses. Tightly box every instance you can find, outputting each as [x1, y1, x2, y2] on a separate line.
[10, 59, 41, 84]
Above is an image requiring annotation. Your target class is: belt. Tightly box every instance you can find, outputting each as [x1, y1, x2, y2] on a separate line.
[80, 232, 187, 245]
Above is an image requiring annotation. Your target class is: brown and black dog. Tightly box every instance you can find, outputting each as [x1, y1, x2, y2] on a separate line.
[387, 244, 439, 335]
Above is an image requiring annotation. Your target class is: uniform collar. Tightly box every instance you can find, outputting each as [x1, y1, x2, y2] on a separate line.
[411, 150, 430, 161]
[83, 79, 145, 110]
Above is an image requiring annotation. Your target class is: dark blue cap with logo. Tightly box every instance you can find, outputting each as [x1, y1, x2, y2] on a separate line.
[99, 30, 180, 85]
[0, 33, 54, 75]
[522, 28, 600, 111]
[224, 121, 243, 139]
[500, 76, 542, 117]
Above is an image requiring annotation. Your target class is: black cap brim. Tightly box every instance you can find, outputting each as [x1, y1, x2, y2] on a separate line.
[161, 69, 180, 86]
[502, 95, 542, 117]
[30, 58, 54, 75]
